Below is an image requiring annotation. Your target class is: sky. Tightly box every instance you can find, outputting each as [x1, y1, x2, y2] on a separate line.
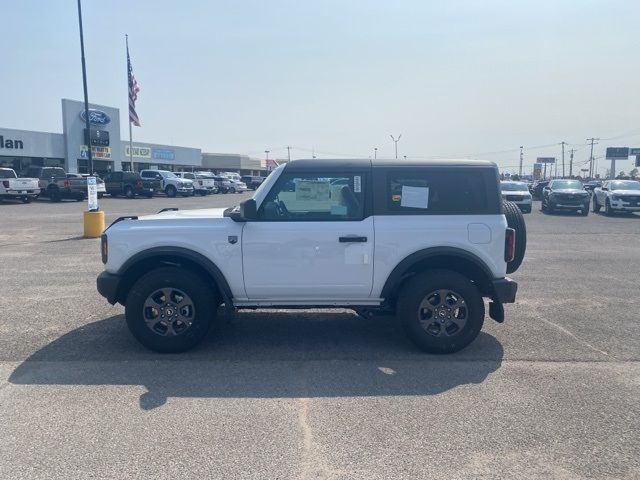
[1, 0, 639, 175]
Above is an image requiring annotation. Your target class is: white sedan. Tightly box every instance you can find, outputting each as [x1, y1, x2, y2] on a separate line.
[500, 181, 532, 213]
[593, 180, 640, 215]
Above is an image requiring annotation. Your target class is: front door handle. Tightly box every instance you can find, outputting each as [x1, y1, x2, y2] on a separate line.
[339, 236, 367, 243]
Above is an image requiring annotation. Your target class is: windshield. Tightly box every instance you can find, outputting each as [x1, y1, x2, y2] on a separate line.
[610, 181, 640, 191]
[551, 180, 583, 189]
[501, 182, 528, 191]
[159, 171, 177, 178]
[0, 169, 17, 179]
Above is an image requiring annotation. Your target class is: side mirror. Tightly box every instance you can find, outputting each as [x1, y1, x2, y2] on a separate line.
[240, 199, 258, 220]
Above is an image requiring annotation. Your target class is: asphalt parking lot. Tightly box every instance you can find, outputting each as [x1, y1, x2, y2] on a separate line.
[1, 195, 639, 479]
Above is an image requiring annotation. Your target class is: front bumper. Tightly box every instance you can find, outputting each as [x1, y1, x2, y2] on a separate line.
[492, 277, 517, 303]
[97, 271, 121, 305]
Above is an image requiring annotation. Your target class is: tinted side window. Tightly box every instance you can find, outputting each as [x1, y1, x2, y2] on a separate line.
[141, 171, 152, 178]
[381, 169, 495, 214]
[259, 172, 366, 221]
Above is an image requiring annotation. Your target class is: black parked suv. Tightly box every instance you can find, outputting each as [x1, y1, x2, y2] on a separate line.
[541, 179, 590, 215]
[240, 175, 264, 190]
[103, 171, 160, 198]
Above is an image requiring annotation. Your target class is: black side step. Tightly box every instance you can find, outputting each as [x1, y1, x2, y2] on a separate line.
[158, 208, 179, 213]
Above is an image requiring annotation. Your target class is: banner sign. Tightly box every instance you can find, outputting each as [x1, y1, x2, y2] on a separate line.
[87, 176, 98, 211]
[605, 147, 629, 159]
[629, 148, 640, 156]
[125, 145, 152, 158]
[80, 145, 111, 160]
[536, 157, 556, 164]
[152, 148, 175, 160]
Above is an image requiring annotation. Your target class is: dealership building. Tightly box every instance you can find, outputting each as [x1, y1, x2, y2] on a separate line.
[0, 99, 264, 176]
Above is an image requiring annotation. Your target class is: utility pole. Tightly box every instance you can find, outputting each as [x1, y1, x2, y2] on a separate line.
[519, 146, 523, 176]
[390, 134, 402, 159]
[568, 148, 575, 177]
[560, 141, 566, 178]
[374, 147, 378, 160]
[286, 146, 291, 162]
[76, 0, 93, 174]
[586, 137, 599, 178]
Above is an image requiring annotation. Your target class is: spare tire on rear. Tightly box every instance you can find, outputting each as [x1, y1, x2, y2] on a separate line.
[503, 201, 526, 274]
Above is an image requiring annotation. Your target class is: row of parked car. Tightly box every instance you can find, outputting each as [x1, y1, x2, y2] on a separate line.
[0, 166, 265, 203]
[501, 178, 640, 216]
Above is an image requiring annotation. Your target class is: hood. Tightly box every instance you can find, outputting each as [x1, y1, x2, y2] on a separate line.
[138, 207, 228, 221]
[551, 188, 588, 195]
[609, 189, 640, 196]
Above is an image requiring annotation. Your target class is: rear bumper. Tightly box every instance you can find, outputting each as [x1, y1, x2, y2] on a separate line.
[492, 277, 517, 304]
[97, 271, 121, 305]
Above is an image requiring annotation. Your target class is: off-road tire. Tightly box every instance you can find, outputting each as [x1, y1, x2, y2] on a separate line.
[503, 200, 526, 274]
[397, 270, 484, 354]
[125, 267, 217, 353]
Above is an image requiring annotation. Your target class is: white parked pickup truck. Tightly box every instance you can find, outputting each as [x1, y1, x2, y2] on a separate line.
[97, 159, 526, 354]
[0, 168, 40, 203]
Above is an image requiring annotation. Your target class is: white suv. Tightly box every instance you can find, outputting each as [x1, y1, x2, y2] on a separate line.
[140, 170, 194, 198]
[98, 159, 525, 354]
[593, 179, 640, 215]
[500, 181, 532, 213]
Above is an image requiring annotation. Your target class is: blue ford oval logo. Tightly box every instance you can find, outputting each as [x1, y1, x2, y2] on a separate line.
[80, 109, 111, 126]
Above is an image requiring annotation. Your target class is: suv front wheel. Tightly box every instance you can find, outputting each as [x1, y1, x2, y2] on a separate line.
[397, 270, 485, 354]
[125, 267, 217, 353]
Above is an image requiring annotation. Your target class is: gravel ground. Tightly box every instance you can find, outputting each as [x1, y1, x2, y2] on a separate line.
[0, 194, 638, 479]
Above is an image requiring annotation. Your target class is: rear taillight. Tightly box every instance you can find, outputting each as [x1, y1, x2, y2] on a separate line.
[2, 181, 9, 188]
[199, 180, 203, 186]
[101, 234, 108, 264]
[136, 180, 143, 188]
[64, 179, 70, 188]
[504, 228, 515, 262]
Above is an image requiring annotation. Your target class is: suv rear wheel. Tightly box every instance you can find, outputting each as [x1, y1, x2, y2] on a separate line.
[125, 267, 217, 353]
[124, 185, 135, 199]
[397, 270, 484, 354]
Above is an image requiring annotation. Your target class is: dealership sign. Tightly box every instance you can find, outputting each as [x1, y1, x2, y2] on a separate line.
[125, 145, 152, 158]
[536, 157, 556, 164]
[80, 109, 111, 126]
[80, 145, 111, 160]
[605, 147, 629, 159]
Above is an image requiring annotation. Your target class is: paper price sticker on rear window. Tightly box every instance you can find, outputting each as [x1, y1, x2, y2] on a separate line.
[400, 185, 429, 208]
[353, 175, 361, 193]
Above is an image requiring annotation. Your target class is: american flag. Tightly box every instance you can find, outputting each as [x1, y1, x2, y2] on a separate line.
[127, 40, 140, 126]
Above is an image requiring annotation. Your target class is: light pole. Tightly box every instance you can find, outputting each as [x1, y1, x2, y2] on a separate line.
[265, 150, 270, 171]
[519, 146, 523, 176]
[77, 0, 92, 174]
[390, 134, 402, 159]
[286, 146, 291, 162]
[374, 147, 378, 160]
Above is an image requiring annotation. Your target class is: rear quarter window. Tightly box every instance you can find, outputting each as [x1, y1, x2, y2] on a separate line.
[374, 167, 500, 215]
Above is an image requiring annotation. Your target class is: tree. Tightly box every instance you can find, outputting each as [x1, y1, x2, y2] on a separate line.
[511, 174, 520, 181]
[630, 168, 638, 178]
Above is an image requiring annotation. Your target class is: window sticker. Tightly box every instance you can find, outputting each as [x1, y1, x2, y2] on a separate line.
[296, 181, 330, 201]
[353, 175, 361, 193]
[400, 185, 429, 208]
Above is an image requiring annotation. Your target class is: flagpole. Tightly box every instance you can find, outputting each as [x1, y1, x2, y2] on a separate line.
[126, 34, 134, 172]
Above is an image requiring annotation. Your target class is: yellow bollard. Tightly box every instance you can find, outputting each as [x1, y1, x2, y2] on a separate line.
[83, 210, 105, 238]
